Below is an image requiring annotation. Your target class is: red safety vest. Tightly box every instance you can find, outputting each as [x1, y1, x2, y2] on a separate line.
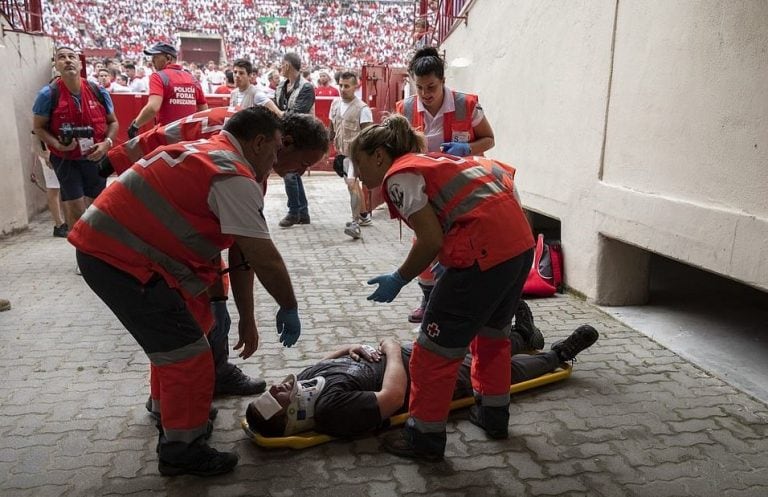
[109, 107, 238, 174]
[69, 134, 256, 330]
[154, 64, 206, 125]
[396, 90, 478, 145]
[383, 153, 534, 270]
[48, 78, 108, 159]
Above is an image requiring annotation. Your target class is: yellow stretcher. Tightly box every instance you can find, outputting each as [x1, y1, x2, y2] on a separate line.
[241, 364, 572, 450]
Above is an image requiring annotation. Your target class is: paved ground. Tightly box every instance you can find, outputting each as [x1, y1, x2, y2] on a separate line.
[1, 173, 766, 497]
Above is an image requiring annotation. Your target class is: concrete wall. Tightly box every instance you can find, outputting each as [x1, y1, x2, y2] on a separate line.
[0, 25, 54, 235]
[441, 0, 768, 303]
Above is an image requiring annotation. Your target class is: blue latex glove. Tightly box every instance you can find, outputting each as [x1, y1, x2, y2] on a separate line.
[367, 271, 409, 303]
[209, 300, 231, 345]
[440, 141, 471, 157]
[276, 307, 301, 347]
[429, 261, 446, 281]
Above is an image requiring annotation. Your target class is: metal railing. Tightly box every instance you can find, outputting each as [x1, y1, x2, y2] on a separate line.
[0, 0, 43, 33]
[419, 0, 471, 46]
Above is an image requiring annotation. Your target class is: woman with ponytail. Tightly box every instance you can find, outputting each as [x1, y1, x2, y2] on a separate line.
[350, 115, 533, 461]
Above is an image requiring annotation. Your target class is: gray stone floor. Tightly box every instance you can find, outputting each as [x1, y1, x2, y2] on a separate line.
[0, 174, 766, 496]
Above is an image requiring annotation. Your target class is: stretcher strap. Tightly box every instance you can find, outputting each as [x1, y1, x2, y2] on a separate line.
[241, 365, 572, 450]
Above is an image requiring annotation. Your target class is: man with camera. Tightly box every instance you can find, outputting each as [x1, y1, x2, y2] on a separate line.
[32, 45, 118, 268]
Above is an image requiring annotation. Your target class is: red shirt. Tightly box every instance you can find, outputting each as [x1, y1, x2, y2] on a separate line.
[315, 85, 339, 97]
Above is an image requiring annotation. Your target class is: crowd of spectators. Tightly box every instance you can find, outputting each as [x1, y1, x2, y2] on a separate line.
[43, 0, 417, 70]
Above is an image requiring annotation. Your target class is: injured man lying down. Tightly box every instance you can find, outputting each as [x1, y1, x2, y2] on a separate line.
[245, 303, 599, 439]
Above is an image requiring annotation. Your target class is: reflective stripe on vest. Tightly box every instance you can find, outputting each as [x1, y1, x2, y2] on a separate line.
[148, 335, 210, 366]
[118, 169, 221, 261]
[430, 165, 505, 232]
[79, 206, 209, 296]
[163, 120, 182, 143]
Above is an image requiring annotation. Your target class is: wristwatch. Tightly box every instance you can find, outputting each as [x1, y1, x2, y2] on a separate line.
[105, 137, 113, 148]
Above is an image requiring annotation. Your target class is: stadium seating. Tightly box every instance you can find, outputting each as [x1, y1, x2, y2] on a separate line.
[43, 0, 415, 69]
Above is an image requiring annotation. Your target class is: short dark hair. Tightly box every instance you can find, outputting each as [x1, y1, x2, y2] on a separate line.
[246, 403, 287, 437]
[224, 106, 282, 142]
[283, 52, 302, 71]
[339, 71, 358, 83]
[282, 113, 329, 154]
[225, 69, 234, 85]
[408, 46, 444, 79]
[124, 62, 136, 71]
[233, 58, 253, 74]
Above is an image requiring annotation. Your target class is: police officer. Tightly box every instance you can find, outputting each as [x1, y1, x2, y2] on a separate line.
[128, 42, 207, 137]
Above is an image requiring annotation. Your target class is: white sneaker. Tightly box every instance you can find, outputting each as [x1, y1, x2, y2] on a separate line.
[359, 212, 373, 226]
[344, 222, 361, 239]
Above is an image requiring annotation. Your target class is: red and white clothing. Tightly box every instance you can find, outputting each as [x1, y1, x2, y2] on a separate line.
[149, 64, 207, 125]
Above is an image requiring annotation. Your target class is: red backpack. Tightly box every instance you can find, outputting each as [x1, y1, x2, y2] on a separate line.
[522, 234, 563, 297]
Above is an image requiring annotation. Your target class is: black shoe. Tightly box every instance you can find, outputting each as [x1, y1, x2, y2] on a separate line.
[158, 437, 238, 477]
[145, 397, 218, 422]
[214, 366, 266, 396]
[469, 405, 509, 439]
[279, 214, 300, 228]
[381, 430, 444, 462]
[53, 223, 68, 238]
[513, 300, 544, 351]
[279, 214, 310, 227]
[551, 325, 599, 363]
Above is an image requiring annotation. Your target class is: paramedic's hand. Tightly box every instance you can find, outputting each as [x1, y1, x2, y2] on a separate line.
[209, 300, 231, 345]
[234, 318, 259, 359]
[367, 271, 408, 303]
[127, 121, 140, 139]
[440, 142, 471, 156]
[276, 307, 301, 347]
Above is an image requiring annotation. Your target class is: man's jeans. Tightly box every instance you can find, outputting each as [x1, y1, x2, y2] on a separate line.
[283, 172, 308, 216]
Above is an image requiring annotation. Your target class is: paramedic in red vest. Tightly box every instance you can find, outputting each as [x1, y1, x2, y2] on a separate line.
[32, 46, 118, 234]
[100, 108, 328, 398]
[396, 47, 496, 324]
[349, 115, 534, 461]
[127, 42, 207, 138]
[69, 106, 300, 476]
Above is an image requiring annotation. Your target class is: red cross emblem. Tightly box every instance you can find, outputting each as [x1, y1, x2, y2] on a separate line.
[426, 322, 440, 338]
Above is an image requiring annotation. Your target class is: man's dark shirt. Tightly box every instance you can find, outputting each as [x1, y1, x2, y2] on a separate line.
[275, 78, 315, 113]
[297, 346, 476, 437]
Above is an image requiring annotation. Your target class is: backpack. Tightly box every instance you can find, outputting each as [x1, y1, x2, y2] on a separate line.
[522, 234, 564, 297]
[49, 79, 108, 110]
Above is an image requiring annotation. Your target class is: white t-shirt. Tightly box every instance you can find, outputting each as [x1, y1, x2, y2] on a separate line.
[418, 86, 485, 152]
[384, 172, 428, 220]
[207, 176, 270, 239]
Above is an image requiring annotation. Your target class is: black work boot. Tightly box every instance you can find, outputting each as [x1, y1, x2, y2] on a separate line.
[381, 421, 445, 461]
[210, 326, 266, 396]
[551, 325, 599, 363]
[469, 404, 510, 439]
[512, 300, 544, 351]
[158, 436, 238, 477]
[214, 365, 267, 396]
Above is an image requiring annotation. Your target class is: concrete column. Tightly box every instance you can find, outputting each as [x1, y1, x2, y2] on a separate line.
[595, 236, 651, 306]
